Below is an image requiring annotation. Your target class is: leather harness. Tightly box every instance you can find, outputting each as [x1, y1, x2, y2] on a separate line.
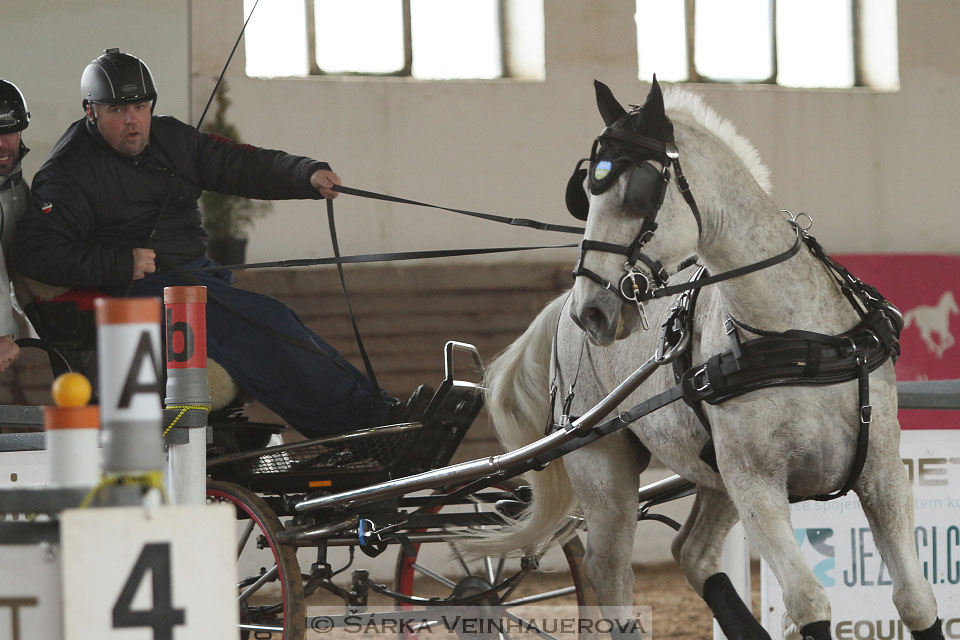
[551, 232, 903, 503]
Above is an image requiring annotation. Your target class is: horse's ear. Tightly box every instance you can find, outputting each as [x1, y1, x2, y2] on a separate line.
[594, 80, 627, 126]
[641, 74, 666, 125]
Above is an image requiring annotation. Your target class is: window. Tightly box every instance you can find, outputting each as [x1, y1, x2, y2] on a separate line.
[636, 0, 899, 90]
[244, 0, 544, 80]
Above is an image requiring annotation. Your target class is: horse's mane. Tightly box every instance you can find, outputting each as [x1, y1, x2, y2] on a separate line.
[662, 85, 773, 195]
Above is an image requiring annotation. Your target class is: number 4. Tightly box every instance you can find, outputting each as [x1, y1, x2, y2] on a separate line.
[112, 543, 186, 639]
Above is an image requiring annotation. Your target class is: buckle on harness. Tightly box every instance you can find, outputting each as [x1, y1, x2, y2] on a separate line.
[724, 317, 736, 335]
[692, 364, 710, 392]
[860, 405, 872, 425]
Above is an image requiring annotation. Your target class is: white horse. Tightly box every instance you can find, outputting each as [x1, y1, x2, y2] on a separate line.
[904, 290, 957, 358]
[478, 80, 943, 639]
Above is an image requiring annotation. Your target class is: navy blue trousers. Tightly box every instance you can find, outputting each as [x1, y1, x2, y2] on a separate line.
[107, 256, 391, 436]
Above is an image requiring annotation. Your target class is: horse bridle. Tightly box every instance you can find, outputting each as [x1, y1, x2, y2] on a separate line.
[568, 112, 704, 327]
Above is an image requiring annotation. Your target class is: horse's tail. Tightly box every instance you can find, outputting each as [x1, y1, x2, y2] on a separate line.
[462, 293, 579, 556]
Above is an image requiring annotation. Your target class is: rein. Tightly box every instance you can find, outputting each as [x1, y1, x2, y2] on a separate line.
[332, 184, 585, 235]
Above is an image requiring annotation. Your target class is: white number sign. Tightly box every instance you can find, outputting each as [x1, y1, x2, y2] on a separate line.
[60, 504, 238, 639]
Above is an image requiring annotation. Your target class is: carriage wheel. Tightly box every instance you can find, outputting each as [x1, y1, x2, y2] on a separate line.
[394, 482, 589, 640]
[207, 480, 306, 640]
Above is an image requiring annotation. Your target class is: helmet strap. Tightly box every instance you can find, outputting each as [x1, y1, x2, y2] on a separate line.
[84, 102, 98, 126]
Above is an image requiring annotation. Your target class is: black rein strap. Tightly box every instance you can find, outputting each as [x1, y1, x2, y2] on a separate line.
[647, 224, 804, 301]
[326, 199, 381, 397]
[333, 184, 585, 235]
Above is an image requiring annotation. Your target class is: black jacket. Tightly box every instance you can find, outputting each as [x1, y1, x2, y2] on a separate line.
[14, 116, 328, 288]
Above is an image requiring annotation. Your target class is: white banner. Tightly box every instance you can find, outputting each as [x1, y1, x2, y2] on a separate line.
[761, 430, 960, 640]
[60, 504, 238, 639]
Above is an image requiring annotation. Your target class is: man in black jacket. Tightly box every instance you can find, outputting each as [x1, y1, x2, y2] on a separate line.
[14, 49, 428, 436]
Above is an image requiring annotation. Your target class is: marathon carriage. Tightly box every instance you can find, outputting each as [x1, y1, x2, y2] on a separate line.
[10, 289, 690, 639]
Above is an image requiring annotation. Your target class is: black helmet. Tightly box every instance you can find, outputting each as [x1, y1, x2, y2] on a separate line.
[0, 79, 29, 134]
[81, 48, 157, 110]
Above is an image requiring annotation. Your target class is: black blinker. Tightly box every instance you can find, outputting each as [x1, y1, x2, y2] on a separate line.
[565, 165, 590, 220]
[625, 163, 668, 216]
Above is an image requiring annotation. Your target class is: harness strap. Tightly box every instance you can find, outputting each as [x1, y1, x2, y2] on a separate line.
[333, 184, 585, 235]
[534, 383, 688, 467]
[327, 200, 381, 396]
[648, 226, 804, 300]
[671, 158, 703, 235]
[790, 357, 871, 502]
[681, 314, 892, 405]
[185, 242, 579, 273]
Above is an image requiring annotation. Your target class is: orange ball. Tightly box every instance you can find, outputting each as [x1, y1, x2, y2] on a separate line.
[51, 373, 92, 408]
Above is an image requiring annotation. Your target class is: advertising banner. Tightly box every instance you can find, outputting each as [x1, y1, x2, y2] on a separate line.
[761, 430, 960, 640]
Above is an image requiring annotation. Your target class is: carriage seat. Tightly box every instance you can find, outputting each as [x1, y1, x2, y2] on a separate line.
[14, 275, 240, 410]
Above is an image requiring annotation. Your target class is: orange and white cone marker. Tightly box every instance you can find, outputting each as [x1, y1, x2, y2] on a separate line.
[163, 286, 210, 505]
[95, 297, 165, 476]
[46, 372, 99, 488]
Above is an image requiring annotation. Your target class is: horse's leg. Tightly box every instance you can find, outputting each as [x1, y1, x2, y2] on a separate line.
[672, 486, 770, 640]
[722, 475, 833, 639]
[855, 423, 943, 639]
[565, 431, 647, 637]
[936, 329, 953, 357]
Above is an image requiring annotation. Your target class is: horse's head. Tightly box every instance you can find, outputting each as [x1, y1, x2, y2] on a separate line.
[567, 79, 702, 345]
[945, 290, 959, 315]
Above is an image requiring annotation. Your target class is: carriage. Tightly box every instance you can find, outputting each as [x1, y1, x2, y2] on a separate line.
[2, 318, 691, 639]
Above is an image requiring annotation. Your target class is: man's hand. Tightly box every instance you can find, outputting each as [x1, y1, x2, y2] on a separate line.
[132, 248, 156, 280]
[0, 335, 19, 372]
[310, 169, 342, 200]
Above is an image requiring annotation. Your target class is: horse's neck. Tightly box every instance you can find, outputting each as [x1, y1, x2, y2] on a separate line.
[698, 196, 857, 334]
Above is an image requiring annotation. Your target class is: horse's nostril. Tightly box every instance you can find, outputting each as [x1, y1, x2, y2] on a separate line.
[586, 307, 603, 323]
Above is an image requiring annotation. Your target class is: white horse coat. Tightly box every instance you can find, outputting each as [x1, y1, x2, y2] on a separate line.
[479, 80, 943, 640]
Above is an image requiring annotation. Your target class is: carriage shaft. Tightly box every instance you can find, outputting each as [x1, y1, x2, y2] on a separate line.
[295, 354, 663, 513]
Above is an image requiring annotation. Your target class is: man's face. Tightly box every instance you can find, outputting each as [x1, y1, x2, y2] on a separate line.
[0, 131, 21, 176]
[87, 101, 152, 157]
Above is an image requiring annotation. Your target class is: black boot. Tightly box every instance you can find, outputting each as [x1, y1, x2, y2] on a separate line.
[702, 573, 770, 640]
[799, 620, 831, 640]
[387, 384, 434, 425]
[912, 619, 944, 640]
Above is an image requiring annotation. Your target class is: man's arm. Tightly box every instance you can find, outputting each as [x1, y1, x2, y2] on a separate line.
[13, 174, 136, 289]
[192, 126, 333, 201]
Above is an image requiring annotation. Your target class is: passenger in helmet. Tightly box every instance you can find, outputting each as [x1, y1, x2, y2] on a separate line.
[14, 49, 431, 435]
[0, 78, 30, 372]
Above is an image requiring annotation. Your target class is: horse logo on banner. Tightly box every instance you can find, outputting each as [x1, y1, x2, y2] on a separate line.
[903, 290, 958, 359]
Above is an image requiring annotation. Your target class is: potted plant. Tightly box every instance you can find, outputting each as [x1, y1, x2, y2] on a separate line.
[200, 79, 271, 265]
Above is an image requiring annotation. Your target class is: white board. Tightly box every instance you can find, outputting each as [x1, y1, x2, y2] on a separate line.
[60, 504, 238, 639]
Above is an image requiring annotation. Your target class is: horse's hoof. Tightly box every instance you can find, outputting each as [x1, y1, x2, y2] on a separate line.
[799, 620, 831, 640]
[911, 618, 944, 640]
